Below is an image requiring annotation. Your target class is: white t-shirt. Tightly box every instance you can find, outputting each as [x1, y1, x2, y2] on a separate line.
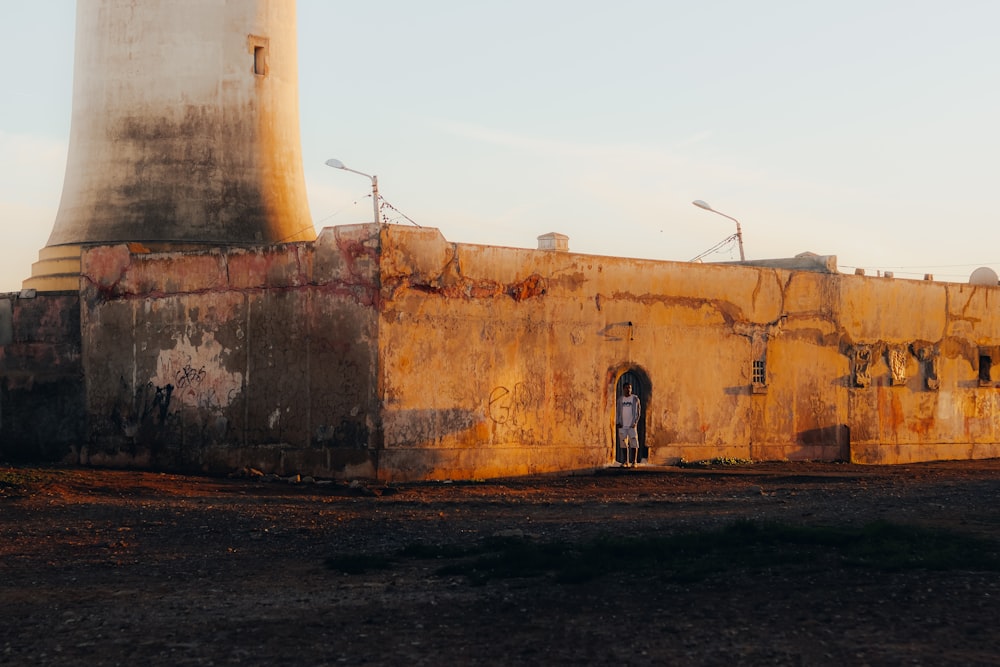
[618, 394, 639, 427]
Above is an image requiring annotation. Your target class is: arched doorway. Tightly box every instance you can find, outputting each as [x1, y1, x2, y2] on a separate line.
[614, 368, 650, 465]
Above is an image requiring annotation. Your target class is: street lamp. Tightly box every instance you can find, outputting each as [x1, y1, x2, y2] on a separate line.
[325, 158, 380, 225]
[692, 199, 745, 261]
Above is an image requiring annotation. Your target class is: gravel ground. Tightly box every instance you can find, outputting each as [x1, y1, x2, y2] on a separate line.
[1, 460, 999, 666]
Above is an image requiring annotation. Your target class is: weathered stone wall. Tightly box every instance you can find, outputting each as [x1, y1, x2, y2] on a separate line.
[77, 226, 379, 477]
[374, 227, 850, 478]
[842, 277, 1000, 463]
[8, 223, 1000, 480]
[0, 293, 84, 461]
[374, 227, 1000, 478]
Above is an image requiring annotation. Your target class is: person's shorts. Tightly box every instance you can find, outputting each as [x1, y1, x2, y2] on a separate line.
[618, 427, 639, 446]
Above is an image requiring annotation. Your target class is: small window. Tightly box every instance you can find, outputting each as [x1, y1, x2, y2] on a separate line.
[752, 359, 767, 393]
[979, 353, 993, 386]
[253, 46, 266, 76]
[248, 35, 270, 76]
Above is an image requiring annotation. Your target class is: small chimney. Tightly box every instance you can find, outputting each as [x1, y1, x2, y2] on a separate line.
[537, 232, 569, 252]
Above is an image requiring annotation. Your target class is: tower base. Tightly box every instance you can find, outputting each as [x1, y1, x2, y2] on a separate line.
[22, 244, 83, 292]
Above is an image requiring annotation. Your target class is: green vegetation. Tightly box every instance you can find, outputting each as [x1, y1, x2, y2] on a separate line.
[0, 468, 44, 496]
[677, 457, 756, 468]
[325, 520, 1000, 585]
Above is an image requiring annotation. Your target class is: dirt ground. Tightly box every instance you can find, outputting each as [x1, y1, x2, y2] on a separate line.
[2, 459, 999, 666]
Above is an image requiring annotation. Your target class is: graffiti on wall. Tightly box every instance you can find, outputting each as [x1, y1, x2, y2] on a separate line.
[110, 378, 175, 438]
[552, 371, 586, 427]
[137, 381, 173, 424]
[488, 383, 532, 426]
[487, 378, 586, 440]
[175, 364, 206, 389]
[150, 334, 244, 416]
[488, 381, 543, 442]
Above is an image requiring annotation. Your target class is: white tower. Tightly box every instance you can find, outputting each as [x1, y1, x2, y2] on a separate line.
[25, 0, 315, 291]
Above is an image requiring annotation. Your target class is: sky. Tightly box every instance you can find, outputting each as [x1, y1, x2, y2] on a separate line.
[3, 1, 1000, 290]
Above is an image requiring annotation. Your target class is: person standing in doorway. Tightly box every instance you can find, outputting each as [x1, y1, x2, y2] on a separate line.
[617, 382, 641, 467]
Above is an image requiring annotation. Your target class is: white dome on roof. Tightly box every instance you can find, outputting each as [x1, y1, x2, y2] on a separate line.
[969, 267, 999, 285]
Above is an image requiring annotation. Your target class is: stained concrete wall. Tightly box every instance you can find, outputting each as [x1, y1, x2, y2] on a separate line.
[0, 293, 85, 461]
[77, 226, 379, 476]
[48, 0, 313, 248]
[6, 223, 1000, 480]
[374, 226, 1000, 478]
[374, 227, 847, 478]
[841, 277, 1000, 463]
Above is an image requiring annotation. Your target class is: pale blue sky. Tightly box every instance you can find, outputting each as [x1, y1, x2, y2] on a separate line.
[3, 1, 1000, 290]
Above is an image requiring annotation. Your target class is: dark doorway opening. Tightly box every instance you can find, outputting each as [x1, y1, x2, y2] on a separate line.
[615, 369, 650, 465]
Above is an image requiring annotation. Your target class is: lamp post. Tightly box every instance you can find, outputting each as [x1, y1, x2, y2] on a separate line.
[692, 199, 745, 261]
[325, 158, 380, 225]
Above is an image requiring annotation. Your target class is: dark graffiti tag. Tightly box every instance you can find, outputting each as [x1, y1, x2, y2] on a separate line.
[175, 365, 206, 389]
[111, 380, 174, 439]
[488, 386, 513, 424]
[488, 383, 534, 426]
[145, 383, 174, 423]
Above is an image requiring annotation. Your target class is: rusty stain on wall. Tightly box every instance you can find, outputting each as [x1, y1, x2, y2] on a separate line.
[6, 224, 1000, 479]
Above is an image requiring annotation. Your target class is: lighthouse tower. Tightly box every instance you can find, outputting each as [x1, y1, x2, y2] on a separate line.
[24, 0, 315, 291]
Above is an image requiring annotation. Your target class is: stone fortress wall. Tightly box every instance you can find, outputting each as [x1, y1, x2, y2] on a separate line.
[3, 223, 1000, 480]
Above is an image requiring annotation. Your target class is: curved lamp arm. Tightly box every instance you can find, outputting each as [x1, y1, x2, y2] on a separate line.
[692, 200, 745, 261]
[326, 159, 381, 225]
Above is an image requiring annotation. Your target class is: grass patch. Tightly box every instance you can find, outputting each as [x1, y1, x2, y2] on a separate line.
[326, 520, 1000, 584]
[677, 457, 755, 468]
[0, 468, 44, 496]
